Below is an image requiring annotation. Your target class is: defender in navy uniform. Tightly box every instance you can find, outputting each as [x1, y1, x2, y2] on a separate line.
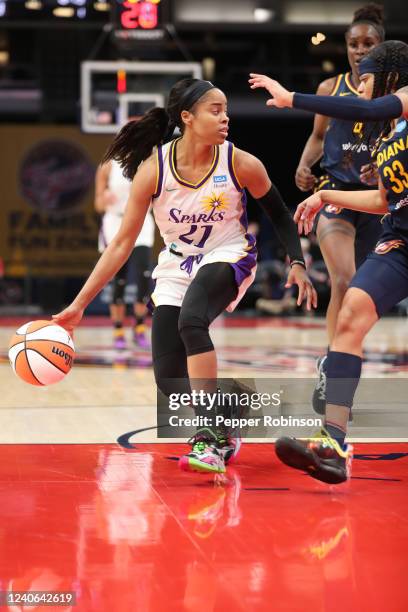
[249, 39, 408, 483]
[294, 4, 385, 414]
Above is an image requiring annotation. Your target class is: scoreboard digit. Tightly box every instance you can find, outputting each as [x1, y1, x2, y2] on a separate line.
[116, 0, 163, 31]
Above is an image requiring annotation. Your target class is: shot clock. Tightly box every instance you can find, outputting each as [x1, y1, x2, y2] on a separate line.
[113, 0, 170, 37]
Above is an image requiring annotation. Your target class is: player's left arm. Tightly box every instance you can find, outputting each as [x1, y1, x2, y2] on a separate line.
[234, 148, 317, 309]
[249, 73, 408, 121]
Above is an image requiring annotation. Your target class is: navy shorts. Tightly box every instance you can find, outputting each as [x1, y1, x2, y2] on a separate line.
[350, 216, 408, 317]
[315, 174, 382, 267]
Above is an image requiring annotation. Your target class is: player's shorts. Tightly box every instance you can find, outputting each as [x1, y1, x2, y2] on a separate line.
[350, 215, 408, 317]
[150, 240, 257, 313]
[315, 174, 382, 267]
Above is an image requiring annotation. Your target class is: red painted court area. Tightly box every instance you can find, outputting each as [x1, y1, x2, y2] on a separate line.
[0, 443, 407, 612]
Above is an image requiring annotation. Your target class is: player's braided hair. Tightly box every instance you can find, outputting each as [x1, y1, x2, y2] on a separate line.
[363, 41, 408, 153]
[346, 3, 385, 41]
[102, 107, 168, 180]
[102, 78, 205, 180]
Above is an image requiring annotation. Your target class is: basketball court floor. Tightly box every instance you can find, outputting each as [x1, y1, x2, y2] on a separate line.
[0, 314, 407, 611]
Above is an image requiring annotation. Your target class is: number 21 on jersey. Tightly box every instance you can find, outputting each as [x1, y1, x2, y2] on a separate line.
[179, 225, 213, 249]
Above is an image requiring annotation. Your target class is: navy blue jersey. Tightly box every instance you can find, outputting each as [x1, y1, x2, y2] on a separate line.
[377, 117, 408, 233]
[321, 73, 376, 185]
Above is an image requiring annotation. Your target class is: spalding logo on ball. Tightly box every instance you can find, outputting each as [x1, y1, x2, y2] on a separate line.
[9, 320, 75, 386]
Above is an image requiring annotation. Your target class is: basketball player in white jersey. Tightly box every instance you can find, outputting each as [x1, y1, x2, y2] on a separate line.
[95, 157, 154, 349]
[53, 79, 317, 475]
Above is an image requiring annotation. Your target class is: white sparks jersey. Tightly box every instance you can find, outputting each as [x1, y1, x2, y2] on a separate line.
[151, 139, 251, 255]
[107, 158, 132, 215]
[98, 160, 155, 251]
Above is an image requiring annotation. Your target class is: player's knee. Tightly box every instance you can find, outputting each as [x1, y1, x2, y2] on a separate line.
[336, 302, 365, 339]
[178, 311, 213, 357]
[112, 278, 126, 305]
[331, 272, 353, 298]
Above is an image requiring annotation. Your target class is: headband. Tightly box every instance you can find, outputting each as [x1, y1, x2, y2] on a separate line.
[359, 55, 408, 76]
[178, 80, 216, 113]
[165, 80, 216, 140]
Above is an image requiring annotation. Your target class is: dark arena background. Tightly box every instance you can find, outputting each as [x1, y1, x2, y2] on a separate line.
[0, 1, 408, 611]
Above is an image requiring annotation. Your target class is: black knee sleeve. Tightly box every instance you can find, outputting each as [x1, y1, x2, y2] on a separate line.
[131, 246, 151, 303]
[178, 282, 214, 356]
[152, 305, 190, 397]
[178, 323, 214, 357]
[136, 270, 151, 304]
[178, 263, 238, 357]
[112, 277, 126, 305]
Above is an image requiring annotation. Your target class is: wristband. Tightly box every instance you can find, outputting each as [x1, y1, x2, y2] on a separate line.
[290, 259, 306, 269]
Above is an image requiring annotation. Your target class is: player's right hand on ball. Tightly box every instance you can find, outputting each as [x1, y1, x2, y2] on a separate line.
[52, 305, 84, 336]
[295, 166, 317, 192]
[294, 192, 324, 235]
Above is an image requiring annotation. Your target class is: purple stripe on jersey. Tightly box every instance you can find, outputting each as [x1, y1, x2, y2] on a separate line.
[231, 151, 253, 244]
[169, 139, 220, 189]
[230, 242, 257, 288]
[237, 190, 258, 269]
[152, 145, 164, 199]
[146, 297, 155, 314]
[228, 142, 242, 191]
[238, 189, 249, 231]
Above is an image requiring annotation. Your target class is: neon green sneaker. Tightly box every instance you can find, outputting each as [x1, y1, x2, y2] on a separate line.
[179, 429, 226, 474]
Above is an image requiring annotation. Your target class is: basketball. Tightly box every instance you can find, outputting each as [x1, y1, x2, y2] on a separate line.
[8, 320, 75, 386]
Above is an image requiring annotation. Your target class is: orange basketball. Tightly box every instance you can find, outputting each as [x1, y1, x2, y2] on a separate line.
[8, 320, 75, 386]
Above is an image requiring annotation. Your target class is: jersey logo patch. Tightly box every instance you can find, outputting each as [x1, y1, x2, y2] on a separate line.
[396, 120, 407, 133]
[375, 239, 405, 254]
[214, 175, 227, 183]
